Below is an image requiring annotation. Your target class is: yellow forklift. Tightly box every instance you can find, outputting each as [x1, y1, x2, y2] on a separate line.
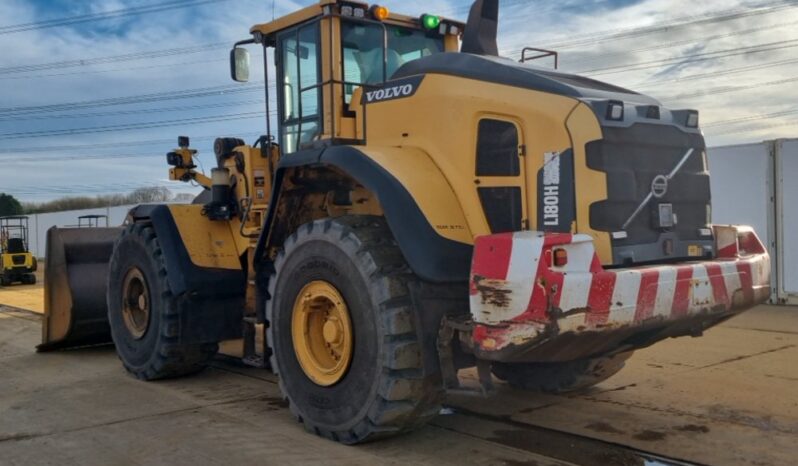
[0, 216, 37, 286]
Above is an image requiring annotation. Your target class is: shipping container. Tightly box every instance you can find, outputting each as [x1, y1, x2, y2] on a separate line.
[708, 139, 797, 305]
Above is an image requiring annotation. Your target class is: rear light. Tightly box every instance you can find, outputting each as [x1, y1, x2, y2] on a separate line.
[606, 101, 624, 121]
[553, 248, 568, 267]
[686, 111, 699, 128]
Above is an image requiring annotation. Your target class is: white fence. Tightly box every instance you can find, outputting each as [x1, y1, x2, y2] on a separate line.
[26, 205, 136, 258]
[708, 139, 797, 305]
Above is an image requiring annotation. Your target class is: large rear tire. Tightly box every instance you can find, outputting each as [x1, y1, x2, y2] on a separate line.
[107, 224, 217, 380]
[492, 352, 633, 393]
[267, 216, 441, 444]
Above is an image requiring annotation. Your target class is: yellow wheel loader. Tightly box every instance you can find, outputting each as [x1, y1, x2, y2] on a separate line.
[0, 216, 37, 286]
[39, 0, 771, 444]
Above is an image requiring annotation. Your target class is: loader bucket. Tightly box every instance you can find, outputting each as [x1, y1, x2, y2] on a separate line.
[38, 226, 123, 351]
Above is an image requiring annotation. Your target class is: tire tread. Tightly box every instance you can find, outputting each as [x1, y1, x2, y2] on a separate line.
[109, 224, 217, 381]
[266, 216, 441, 444]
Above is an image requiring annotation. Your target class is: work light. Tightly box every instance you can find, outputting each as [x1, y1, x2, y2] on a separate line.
[606, 101, 624, 121]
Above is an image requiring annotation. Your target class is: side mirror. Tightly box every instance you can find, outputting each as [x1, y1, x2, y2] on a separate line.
[230, 47, 251, 83]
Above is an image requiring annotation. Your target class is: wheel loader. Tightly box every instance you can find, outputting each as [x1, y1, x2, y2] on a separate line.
[0, 216, 37, 286]
[38, 0, 771, 444]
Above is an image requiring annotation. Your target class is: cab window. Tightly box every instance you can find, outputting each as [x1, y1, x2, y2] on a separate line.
[341, 22, 444, 104]
[278, 24, 321, 154]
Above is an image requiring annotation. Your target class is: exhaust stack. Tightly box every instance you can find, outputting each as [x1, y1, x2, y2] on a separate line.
[461, 0, 499, 56]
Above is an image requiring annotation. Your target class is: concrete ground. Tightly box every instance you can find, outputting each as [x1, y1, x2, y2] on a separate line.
[0, 280, 796, 465]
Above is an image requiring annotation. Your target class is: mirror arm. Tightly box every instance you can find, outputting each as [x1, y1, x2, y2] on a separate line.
[234, 38, 257, 47]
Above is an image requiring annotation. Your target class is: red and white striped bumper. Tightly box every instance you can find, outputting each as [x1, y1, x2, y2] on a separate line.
[469, 225, 771, 357]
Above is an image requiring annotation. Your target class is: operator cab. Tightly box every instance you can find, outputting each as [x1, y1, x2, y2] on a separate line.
[230, 1, 462, 155]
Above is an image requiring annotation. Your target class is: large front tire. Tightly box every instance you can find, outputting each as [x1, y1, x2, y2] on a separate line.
[267, 216, 441, 444]
[107, 224, 217, 380]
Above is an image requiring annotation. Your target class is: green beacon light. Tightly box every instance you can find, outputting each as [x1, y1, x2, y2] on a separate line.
[421, 14, 441, 30]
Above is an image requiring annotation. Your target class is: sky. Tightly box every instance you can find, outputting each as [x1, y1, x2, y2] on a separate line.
[0, 0, 796, 202]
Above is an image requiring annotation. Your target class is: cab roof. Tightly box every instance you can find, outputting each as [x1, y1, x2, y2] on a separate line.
[250, 0, 464, 39]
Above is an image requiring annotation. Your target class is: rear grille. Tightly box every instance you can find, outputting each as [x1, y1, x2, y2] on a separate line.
[586, 123, 713, 264]
[11, 255, 25, 265]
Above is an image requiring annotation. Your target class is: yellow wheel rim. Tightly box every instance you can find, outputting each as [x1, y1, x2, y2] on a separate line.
[291, 281, 353, 387]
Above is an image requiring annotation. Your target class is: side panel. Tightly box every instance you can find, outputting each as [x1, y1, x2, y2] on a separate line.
[777, 139, 798, 303]
[256, 146, 474, 283]
[566, 102, 610, 262]
[168, 205, 243, 270]
[352, 146, 472, 245]
[322, 146, 474, 283]
[361, 73, 578, 239]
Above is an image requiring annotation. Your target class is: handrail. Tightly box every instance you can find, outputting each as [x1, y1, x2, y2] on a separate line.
[520, 47, 559, 69]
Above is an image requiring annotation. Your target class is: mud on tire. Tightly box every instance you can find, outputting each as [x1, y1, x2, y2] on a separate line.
[267, 216, 442, 444]
[107, 223, 217, 380]
[492, 352, 633, 393]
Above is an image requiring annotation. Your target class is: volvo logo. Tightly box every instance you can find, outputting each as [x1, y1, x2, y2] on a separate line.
[651, 175, 669, 198]
[361, 76, 424, 105]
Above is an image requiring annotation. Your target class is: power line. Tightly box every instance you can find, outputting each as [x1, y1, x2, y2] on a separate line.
[554, 20, 798, 67]
[513, 0, 797, 52]
[0, 57, 228, 81]
[0, 0, 233, 35]
[0, 82, 264, 115]
[0, 133, 262, 155]
[632, 56, 798, 88]
[0, 43, 227, 75]
[578, 38, 798, 76]
[705, 119, 798, 136]
[2, 153, 163, 165]
[661, 76, 798, 102]
[0, 112, 264, 140]
[704, 108, 798, 128]
[0, 99, 265, 122]
[1, 181, 182, 196]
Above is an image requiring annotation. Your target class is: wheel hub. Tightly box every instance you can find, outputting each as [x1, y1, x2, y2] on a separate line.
[291, 281, 353, 386]
[121, 268, 150, 340]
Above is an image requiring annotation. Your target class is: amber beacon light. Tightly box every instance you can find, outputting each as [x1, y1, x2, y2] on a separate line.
[371, 5, 389, 21]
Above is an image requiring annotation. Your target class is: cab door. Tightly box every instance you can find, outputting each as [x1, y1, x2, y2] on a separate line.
[275, 22, 322, 155]
[474, 117, 529, 233]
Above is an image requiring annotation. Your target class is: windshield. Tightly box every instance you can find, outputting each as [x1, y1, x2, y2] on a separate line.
[341, 21, 444, 103]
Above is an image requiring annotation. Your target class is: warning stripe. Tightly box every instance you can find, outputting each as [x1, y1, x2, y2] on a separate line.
[469, 229, 769, 331]
[634, 269, 660, 321]
[705, 263, 730, 307]
[671, 266, 695, 317]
